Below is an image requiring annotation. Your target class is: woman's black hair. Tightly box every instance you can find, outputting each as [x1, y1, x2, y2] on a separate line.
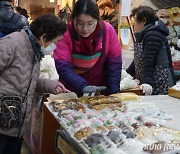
[131, 5, 159, 25]
[71, 0, 100, 20]
[20, 8, 29, 19]
[15, 6, 22, 13]
[30, 13, 66, 42]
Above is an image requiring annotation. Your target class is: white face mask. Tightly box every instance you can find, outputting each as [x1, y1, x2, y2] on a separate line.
[41, 43, 57, 55]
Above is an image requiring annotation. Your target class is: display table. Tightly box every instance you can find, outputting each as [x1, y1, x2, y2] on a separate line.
[136, 95, 180, 130]
[44, 95, 180, 154]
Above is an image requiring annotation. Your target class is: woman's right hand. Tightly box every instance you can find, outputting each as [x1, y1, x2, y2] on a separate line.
[55, 82, 71, 94]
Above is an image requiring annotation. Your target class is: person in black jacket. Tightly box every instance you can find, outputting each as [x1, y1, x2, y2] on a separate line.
[97, 0, 119, 34]
[127, 5, 174, 95]
[0, 0, 28, 35]
[15, 6, 29, 19]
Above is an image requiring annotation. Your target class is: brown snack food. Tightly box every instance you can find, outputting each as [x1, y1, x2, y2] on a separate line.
[95, 126, 108, 133]
[79, 96, 90, 104]
[88, 96, 122, 106]
[106, 125, 118, 131]
[53, 99, 86, 112]
[92, 103, 122, 110]
[110, 92, 140, 101]
[74, 127, 95, 141]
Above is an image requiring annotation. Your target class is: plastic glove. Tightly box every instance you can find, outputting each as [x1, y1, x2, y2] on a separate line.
[140, 84, 153, 95]
[82, 85, 106, 94]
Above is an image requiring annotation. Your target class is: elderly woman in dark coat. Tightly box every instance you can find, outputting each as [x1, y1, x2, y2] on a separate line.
[127, 5, 174, 95]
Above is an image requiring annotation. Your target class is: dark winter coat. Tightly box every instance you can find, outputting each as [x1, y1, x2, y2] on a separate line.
[127, 20, 174, 94]
[0, 1, 28, 31]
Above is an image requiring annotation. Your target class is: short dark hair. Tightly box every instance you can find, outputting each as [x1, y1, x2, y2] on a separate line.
[30, 13, 66, 42]
[71, 0, 100, 21]
[15, 6, 22, 13]
[20, 8, 29, 19]
[131, 5, 159, 25]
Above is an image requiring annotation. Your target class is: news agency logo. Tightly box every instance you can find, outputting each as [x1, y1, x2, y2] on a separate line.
[143, 142, 180, 152]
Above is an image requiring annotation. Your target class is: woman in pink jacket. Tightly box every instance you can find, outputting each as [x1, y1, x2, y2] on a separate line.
[54, 0, 122, 96]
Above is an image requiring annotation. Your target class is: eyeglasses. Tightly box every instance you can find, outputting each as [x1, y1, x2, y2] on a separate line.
[76, 21, 97, 30]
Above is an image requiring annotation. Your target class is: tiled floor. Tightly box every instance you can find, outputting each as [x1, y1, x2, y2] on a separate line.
[21, 140, 32, 154]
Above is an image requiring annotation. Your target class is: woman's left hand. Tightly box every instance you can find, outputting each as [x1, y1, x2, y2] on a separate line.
[55, 82, 71, 94]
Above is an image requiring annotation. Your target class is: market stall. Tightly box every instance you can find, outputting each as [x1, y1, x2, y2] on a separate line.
[44, 93, 180, 154]
[20, 1, 180, 154]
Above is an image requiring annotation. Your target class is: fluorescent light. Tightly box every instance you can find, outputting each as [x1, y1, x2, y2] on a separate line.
[50, 0, 55, 2]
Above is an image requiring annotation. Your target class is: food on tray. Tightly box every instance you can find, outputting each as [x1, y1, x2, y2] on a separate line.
[88, 96, 122, 106]
[107, 131, 129, 151]
[106, 125, 118, 131]
[95, 126, 108, 133]
[87, 96, 122, 111]
[157, 7, 180, 47]
[143, 141, 180, 153]
[90, 119, 103, 128]
[123, 116, 140, 129]
[135, 126, 152, 139]
[47, 92, 78, 102]
[170, 83, 180, 91]
[100, 117, 117, 130]
[168, 82, 180, 99]
[110, 92, 140, 101]
[116, 139, 128, 150]
[136, 115, 155, 127]
[74, 127, 94, 141]
[79, 96, 90, 104]
[89, 145, 106, 154]
[116, 121, 127, 128]
[136, 126, 180, 141]
[107, 131, 125, 143]
[166, 7, 180, 25]
[84, 133, 106, 147]
[131, 123, 140, 129]
[121, 127, 136, 138]
[65, 114, 84, 127]
[53, 99, 86, 112]
[92, 103, 122, 110]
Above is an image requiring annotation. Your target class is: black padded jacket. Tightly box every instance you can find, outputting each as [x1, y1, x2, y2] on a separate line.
[0, 1, 28, 31]
[127, 20, 174, 85]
